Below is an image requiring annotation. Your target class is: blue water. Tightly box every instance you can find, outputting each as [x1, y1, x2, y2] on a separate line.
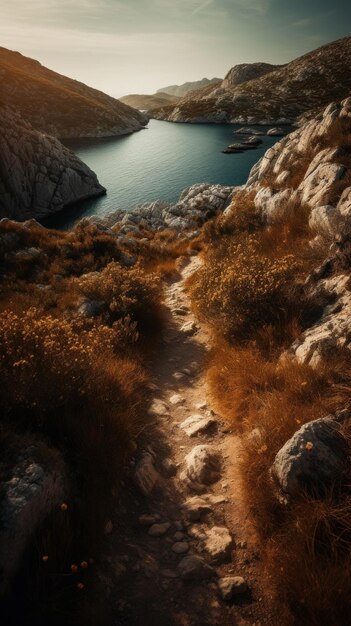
[54, 119, 284, 227]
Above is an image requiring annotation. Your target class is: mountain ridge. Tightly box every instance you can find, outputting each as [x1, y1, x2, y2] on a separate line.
[151, 36, 351, 125]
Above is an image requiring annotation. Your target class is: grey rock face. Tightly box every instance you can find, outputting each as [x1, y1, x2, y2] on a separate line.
[0, 105, 106, 220]
[0, 446, 66, 594]
[222, 63, 281, 88]
[270, 417, 348, 500]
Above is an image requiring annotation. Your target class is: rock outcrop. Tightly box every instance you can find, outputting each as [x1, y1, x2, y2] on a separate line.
[0, 105, 106, 220]
[99, 183, 236, 234]
[0, 46, 148, 138]
[232, 96, 351, 369]
[152, 36, 351, 125]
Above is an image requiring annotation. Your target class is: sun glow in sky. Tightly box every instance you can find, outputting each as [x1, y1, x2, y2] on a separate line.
[0, 0, 350, 97]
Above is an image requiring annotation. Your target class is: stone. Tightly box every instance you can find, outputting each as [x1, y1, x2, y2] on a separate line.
[78, 299, 103, 318]
[148, 522, 171, 537]
[180, 320, 198, 335]
[182, 496, 213, 521]
[170, 394, 185, 405]
[267, 127, 285, 136]
[180, 414, 216, 437]
[138, 514, 158, 526]
[195, 402, 208, 411]
[177, 555, 215, 580]
[271, 416, 348, 500]
[218, 576, 248, 600]
[161, 458, 177, 477]
[180, 446, 222, 490]
[173, 531, 185, 541]
[148, 399, 169, 417]
[172, 542, 189, 554]
[134, 453, 160, 496]
[203, 526, 233, 562]
[105, 520, 113, 534]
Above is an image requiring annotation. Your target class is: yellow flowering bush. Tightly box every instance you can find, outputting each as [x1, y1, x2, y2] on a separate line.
[189, 233, 299, 339]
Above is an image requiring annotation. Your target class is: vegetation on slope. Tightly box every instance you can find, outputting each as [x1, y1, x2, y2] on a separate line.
[0, 217, 196, 624]
[187, 158, 351, 624]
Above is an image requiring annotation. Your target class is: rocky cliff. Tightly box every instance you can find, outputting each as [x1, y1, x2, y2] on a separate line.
[244, 96, 351, 366]
[152, 36, 351, 125]
[0, 105, 106, 220]
[0, 47, 148, 138]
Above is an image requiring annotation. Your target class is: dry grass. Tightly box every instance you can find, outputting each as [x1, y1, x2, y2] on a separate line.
[188, 183, 351, 623]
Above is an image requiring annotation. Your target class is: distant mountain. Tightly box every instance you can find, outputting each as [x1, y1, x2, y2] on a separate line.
[152, 37, 351, 124]
[0, 47, 148, 138]
[157, 78, 221, 98]
[119, 92, 179, 111]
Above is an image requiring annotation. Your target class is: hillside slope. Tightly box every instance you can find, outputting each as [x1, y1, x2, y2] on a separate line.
[157, 77, 221, 97]
[152, 36, 351, 124]
[0, 47, 148, 138]
[0, 105, 105, 220]
[119, 92, 179, 111]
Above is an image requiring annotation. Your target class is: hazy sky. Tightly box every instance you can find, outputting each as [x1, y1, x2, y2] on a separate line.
[0, 0, 350, 97]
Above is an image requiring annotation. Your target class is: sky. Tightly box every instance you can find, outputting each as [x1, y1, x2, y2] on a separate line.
[0, 0, 350, 97]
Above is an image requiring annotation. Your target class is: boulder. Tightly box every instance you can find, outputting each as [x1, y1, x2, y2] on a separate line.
[270, 416, 349, 500]
[180, 445, 222, 490]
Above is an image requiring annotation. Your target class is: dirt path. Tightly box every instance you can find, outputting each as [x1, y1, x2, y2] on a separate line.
[99, 256, 284, 626]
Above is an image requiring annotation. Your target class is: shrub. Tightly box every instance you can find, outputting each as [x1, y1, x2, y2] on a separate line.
[189, 233, 299, 340]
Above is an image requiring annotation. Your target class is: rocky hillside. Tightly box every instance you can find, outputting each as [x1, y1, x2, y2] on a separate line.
[0, 105, 105, 220]
[156, 77, 221, 98]
[119, 92, 179, 111]
[0, 47, 148, 138]
[152, 36, 351, 124]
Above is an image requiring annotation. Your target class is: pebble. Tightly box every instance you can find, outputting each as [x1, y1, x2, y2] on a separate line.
[180, 321, 197, 335]
[180, 414, 216, 438]
[148, 523, 171, 537]
[195, 402, 208, 411]
[177, 555, 215, 580]
[172, 542, 189, 554]
[104, 520, 113, 535]
[218, 576, 248, 601]
[161, 569, 179, 579]
[148, 399, 169, 416]
[170, 394, 185, 405]
[162, 458, 177, 477]
[138, 514, 157, 526]
[173, 531, 185, 541]
[173, 372, 185, 381]
[203, 526, 233, 563]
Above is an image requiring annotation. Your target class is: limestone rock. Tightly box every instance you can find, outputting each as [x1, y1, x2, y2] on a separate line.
[180, 446, 222, 490]
[0, 105, 106, 221]
[148, 522, 171, 537]
[179, 414, 216, 437]
[218, 576, 248, 600]
[148, 399, 169, 417]
[182, 496, 213, 521]
[177, 555, 215, 580]
[134, 453, 160, 496]
[203, 526, 233, 563]
[267, 127, 285, 136]
[169, 394, 185, 406]
[271, 417, 348, 500]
